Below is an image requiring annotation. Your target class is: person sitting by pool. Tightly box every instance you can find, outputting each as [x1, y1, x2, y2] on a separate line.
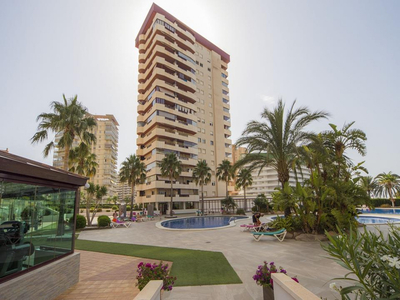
[252, 212, 261, 226]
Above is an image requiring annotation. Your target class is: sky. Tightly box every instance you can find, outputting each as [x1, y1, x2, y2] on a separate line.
[0, 0, 399, 178]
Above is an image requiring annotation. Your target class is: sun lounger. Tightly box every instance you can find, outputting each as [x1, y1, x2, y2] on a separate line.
[111, 220, 131, 228]
[240, 223, 267, 232]
[252, 228, 287, 242]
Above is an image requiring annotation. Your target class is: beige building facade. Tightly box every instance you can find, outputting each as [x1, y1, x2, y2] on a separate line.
[53, 114, 119, 197]
[135, 4, 232, 213]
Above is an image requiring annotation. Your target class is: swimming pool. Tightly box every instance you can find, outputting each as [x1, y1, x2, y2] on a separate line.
[359, 208, 400, 214]
[158, 216, 248, 230]
[356, 216, 400, 225]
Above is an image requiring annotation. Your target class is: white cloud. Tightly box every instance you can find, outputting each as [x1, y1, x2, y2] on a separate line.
[260, 95, 276, 107]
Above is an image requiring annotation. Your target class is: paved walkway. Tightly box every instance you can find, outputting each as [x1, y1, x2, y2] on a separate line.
[76, 215, 355, 300]
[56, 250, 168, 300]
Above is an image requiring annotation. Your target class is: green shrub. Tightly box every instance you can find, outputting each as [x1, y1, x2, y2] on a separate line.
[75, 215, 86, 229]
[80, 210, 83, 213]
[97, 215, 111, 227]
[96, 208, 102, 212]
[112, 205, 118, 211]
[236, 208, 245, 215]
[380, 204, 391, 208]
[126, 205, 131, 211]
[323, 225, 400, 299]
[252, 206, 258, 212]
[268, 216, 296, 232]
[106, 209, 111, 212]
[90, 207, 95, 212]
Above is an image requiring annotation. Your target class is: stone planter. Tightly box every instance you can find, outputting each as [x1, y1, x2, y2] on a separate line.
[263, 286, 274, 300]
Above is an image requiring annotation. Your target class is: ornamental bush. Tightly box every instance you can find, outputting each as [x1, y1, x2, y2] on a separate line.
[75, 215, 86, 229]
[112, 205, 118, 211]
[236, 208, 245, 215]
[126, 206, 131, 211]
[97, 215, 111, 227]
[136, 261, 176, 291]
[323, 225, 400, 299]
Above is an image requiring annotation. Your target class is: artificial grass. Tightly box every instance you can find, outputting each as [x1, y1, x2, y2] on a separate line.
[75, 239, 242, 286]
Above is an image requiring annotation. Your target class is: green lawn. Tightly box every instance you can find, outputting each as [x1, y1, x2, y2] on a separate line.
[75, 240, 242, 286]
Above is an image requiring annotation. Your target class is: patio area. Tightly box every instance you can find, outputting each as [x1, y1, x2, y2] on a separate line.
[75, 215, 363, 299]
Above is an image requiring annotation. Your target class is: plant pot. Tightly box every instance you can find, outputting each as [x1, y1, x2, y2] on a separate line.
[263, 286, 274, 300]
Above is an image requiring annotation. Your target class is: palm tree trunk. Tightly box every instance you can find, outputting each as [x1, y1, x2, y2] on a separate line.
[389, 188, 394, 208]
[170, 175, 173, 216]
[201, 184, 204, 215]
[226, 180, 228, 197]
[130, 182, 134, 218]
[63, 145, 70, 171]
[86, 192, 91, 226]
[244, 186, 247, 212]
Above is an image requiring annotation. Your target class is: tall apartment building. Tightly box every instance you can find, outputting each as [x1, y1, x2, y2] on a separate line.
[53, 114, 119, 197]
[135, 4, 232, 213]
[115, 178, 132, 202]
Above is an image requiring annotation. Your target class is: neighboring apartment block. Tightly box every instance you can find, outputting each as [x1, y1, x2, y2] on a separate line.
[53, 114, 119, 197]
[135, 4, 232, 213]
[232, 146, 310, 198]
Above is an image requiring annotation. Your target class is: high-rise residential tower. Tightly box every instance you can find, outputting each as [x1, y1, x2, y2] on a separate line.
[53, 114, 119, 197]
[135, 4, 232, 213]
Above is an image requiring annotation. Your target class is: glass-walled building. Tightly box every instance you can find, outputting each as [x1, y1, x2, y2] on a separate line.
[0, 150, 86, 293]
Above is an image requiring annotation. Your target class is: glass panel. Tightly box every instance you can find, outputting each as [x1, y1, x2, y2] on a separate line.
[0, 180, 76, 280]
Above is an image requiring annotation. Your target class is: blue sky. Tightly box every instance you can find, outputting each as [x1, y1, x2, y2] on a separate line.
[0, 0, 399, 177]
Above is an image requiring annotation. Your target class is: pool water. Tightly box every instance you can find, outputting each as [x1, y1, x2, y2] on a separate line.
[160, 216, 248, 229]
[361, 208, 400, 214]
[356, 216, 400, 224]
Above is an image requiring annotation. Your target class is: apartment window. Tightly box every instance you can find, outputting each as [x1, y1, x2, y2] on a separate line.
[201, 109, 205, 114]
[200, 90, 204, 95]
[200, 71, 203, 76]
[221, 73, 227, 79]
[208, 84, 211, 89]
[211, 150, 214, 156]
[222, 81, 228, 87]
[197, 127, 201, 132]
[223, 98, 229, 104]
[200, 63, 203, 67]
[196, 88, 200, 93]
[210, 131, 213, 136]
[209, 103, 212, 108]
[202, 119, 205, 124]
[207, 68, 211, 72]
[202, 149, 206, 154]
[209, 122, 213, 126]
[210, 141, 214, 146]
[201, 128, 205, 133]
[198, 148, 202, 153]
[211, 160, 214, 166]
[199, 54, 203, 58]
[202, 139, 206, 144]
[222, 90, 229, 95]
[196, 61, 199, 65]
[207, 60, 211, 63]
[200, 99, 204, 104]
[195, 51, 199, 56]
[223, 107, 229, 113]
[212, 182, 216, 186]
[208, 76, 211, 81]
[208, 94, 212, 98]
[209, 112, 213, 117]
[197, 107, 200, 113]
[200, 80, 204, 85]
[198, 137, 201, 142]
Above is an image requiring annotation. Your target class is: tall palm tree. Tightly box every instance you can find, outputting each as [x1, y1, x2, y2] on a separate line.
[375, 172, 400, 207]
[216, 159, 235, 197]
[68, 142, 98, 178]
[159, 153, 182, 216]
[235, 99, 329, 216]
[119, 155, 146, 218]
[193, 160, 212, 215]
[31, 94, 97, 170]
[235, 168, 253, 212]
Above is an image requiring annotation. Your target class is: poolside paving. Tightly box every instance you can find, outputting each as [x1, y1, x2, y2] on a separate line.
[76, 215, 358, 300]
[56, 250, 168, 300]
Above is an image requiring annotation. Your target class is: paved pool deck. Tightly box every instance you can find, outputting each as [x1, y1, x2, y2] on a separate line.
[76, 215, 390, 300]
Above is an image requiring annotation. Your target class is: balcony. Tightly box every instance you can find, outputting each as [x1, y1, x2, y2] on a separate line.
[137, 127, 197, 145]
[135, 194, 199, 203]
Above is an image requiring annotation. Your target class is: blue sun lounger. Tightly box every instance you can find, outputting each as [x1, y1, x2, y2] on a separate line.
[252, 228, 287, 242]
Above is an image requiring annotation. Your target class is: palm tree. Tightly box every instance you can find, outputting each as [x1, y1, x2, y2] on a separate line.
[235, 99, 329, 216]
[119, 155, 146, 218]
[86, 183, 108, 225]
[358, 176, 378, 198]
[375, 172, 400, 207]
[159, 153, 182, 216]
[193, 160, 212, 215]
[68, 142, 98, 178]
[31, 94, 97, 170]
[323, 122, 367, 179]
[216, 159, 235, 197]
[235, 168, 253, 212]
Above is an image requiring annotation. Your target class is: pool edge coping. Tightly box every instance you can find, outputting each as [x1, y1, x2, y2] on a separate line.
[155, 216, 251, 231]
